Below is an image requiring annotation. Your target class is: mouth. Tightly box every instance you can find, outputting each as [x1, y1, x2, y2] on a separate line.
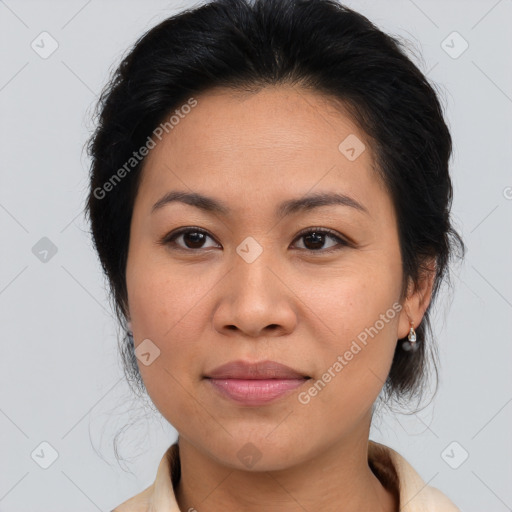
[204, 360, 311, 406]
[205, 359, 311, 380]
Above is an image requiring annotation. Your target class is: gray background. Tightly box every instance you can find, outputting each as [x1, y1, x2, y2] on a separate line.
[1, 0, 511, 510]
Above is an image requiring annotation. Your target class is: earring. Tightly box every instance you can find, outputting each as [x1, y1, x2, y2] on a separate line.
[401, 320, 418, 352]
[408, 322, 417, 343]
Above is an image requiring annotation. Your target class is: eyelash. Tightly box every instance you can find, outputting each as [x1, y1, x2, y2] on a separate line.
[158, 226, 351, 254]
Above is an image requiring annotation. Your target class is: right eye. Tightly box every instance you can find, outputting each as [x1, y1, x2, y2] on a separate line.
[159, 227, 221, 251]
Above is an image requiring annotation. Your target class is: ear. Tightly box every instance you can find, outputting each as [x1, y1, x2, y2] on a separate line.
[398, 256, 436, 339]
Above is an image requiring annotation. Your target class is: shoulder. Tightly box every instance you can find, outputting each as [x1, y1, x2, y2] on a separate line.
[418, 485, 461, 511]
[111, 484, 153, 512]
[111, 443, 180, 512]
[369, 440, 461, 512]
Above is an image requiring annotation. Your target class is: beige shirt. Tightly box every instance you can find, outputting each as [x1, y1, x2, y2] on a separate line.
[113, 440, 461, 511]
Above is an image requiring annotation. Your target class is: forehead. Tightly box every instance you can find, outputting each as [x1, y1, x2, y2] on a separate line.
[137, 85, 385, 217]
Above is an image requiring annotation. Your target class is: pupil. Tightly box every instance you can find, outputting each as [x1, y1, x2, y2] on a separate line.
[305, 232, 324, 250]
[185, 232, 205, 248]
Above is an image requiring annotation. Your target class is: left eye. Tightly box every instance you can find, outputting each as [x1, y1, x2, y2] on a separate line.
[292, 228, 349, 252]
[159, 227, 349, 253]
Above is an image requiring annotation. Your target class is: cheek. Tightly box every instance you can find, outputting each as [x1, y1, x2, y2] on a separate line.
[297, 262, 401, 411]
[126, 256, 218, 426]
[126, 247, 211, 342]
[301, 254, 401, 344]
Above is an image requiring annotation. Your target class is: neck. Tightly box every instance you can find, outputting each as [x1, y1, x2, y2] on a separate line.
[175, 429, 397, 512]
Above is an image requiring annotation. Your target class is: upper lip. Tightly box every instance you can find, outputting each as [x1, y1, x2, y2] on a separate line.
[205, 360, 310, 379]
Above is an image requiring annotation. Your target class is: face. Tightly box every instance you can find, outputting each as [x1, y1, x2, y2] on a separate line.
[125, 85, 413, 470]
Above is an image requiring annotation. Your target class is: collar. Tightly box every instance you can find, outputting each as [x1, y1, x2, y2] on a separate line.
[114, 440, 460, 511]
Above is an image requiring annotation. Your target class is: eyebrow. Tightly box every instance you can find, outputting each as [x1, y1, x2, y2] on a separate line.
[151, 190, 369, 218]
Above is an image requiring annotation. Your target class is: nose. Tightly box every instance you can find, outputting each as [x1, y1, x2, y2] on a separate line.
[212, 248, 297, 339]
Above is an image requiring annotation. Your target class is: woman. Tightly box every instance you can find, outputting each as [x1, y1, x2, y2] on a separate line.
[85, 0, 465, 510]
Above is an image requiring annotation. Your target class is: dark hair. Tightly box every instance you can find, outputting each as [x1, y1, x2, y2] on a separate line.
[85, 0, 465, 411]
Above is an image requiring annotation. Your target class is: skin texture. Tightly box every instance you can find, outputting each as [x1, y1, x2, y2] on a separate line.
[125, 85, 435, 512]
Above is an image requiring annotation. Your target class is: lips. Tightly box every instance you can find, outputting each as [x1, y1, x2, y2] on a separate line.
[205, 360, 310, 380]
[204, 360, 311, 406]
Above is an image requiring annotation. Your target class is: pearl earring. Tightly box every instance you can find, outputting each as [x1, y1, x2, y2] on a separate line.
[408, 322, 417, 344]
[401, 320, 418, 352]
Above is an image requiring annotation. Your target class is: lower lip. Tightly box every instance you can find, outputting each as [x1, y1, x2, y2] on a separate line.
[206, 378, 309, 405]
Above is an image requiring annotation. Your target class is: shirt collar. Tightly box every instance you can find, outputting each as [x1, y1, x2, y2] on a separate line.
[117, 440, 456, 511]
